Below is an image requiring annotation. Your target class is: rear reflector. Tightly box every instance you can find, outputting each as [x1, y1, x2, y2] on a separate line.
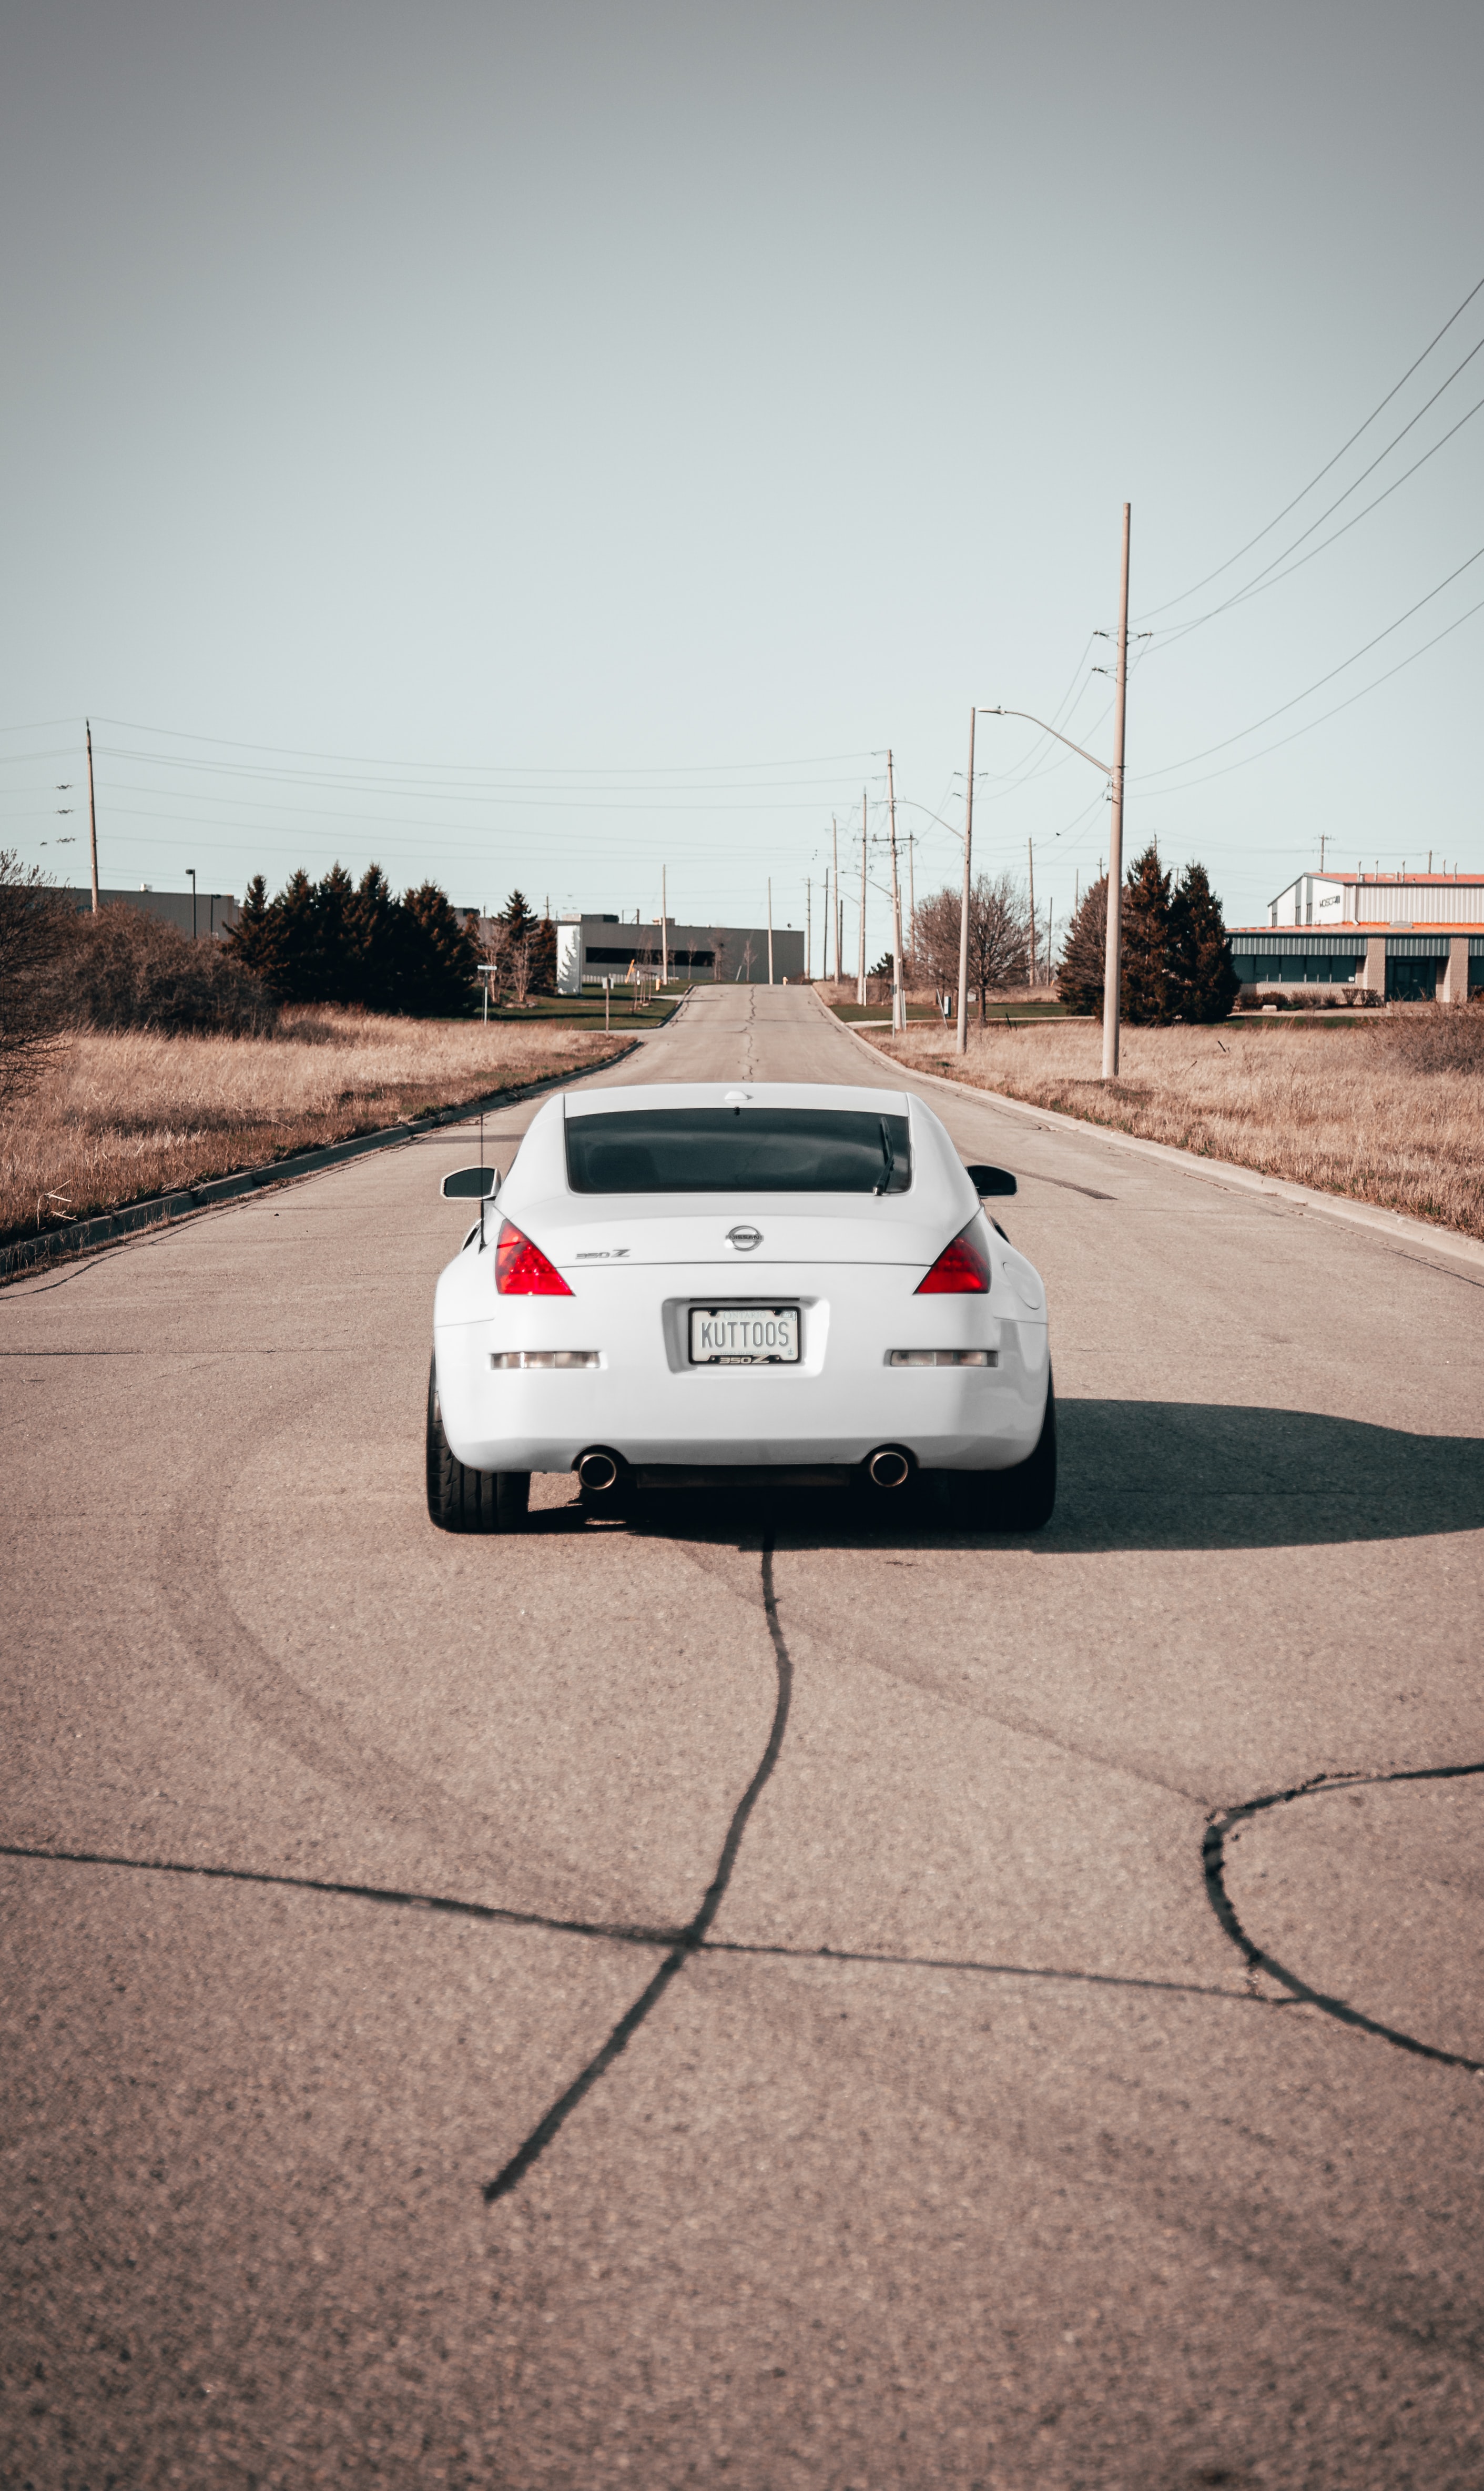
[914, 1221, 991, 1295]
[491, 1350, 598, 1369]
[888, 1348, 995, 1366]
[494, 1221, 574, 1297]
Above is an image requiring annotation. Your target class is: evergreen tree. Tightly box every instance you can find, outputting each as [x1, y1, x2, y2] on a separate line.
[399, 882, 481, 1017]
[500, 889, 539, 945]
[350, 863, 401, 1010]
[1057, 876, 1107, 1016]
[222, 874, 276, 984]
[308, 863, 358, 1005]
[1121, 843, 1172, 1025]
[526, 914, 556, 998]
[1168, 862, 1239, 1022]
[267, 869, 319, 1002]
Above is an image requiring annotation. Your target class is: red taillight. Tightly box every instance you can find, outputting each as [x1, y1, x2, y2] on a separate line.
[914, 1219, 990, 1295]
[495, 1220, 573, 1297]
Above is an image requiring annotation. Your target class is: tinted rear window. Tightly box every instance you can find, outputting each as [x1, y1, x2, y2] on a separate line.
[565, 1107, 912, 1194]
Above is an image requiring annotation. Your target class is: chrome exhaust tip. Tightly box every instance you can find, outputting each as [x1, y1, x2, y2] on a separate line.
[576, 1449, 621, 1493]
[867, 1447, 912, 1489]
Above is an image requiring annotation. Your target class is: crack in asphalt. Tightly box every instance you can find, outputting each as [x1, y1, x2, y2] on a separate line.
[481, 1527, 795, 2200]
[1203, 1760, 1484, 2074]
[9, 1572, 1481, 2217]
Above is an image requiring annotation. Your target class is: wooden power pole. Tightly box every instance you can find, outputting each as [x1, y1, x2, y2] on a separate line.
[86, 720, 100, 913]
[1101, 503, 1131, 1080]
[1028, 840, 1036, 985]
[887, 749, 905, 1033]
[831, 814, 840, 986]
[858, 791, 868, 1005]
[956, 709, 974, 1052]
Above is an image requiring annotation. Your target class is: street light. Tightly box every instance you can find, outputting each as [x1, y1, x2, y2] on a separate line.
[982, 503, 1132, 1080]
[187, 866, 197, 941]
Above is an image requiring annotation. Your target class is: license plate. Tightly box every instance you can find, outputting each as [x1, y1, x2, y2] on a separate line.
[689, 1307, 800, 1365]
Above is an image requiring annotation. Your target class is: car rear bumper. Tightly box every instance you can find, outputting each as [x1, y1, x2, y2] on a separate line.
[433, 1270, 1049, 1474]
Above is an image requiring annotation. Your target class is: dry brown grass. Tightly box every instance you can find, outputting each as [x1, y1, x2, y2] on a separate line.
[1, 1007, 626, 1244]
[867, 1009, 1484, 1241]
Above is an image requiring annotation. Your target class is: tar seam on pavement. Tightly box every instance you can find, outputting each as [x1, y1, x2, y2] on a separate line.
[6, 1654, 1480, 2205]
[481, 1525, 795, 2201]
[1203, 1759, 1484, 2074]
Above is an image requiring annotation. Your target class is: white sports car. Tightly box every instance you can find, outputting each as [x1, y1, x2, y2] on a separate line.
[426, 1080, 1054, 1532]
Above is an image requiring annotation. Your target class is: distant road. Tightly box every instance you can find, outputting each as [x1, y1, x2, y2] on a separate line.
[5, 982, 1482, 2488]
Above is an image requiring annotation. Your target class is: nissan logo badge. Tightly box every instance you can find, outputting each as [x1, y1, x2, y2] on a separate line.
[727, 1223, 763, 1252]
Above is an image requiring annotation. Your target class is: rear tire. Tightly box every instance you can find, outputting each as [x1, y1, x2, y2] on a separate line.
[961, 1371, 1056, 1533]
[426, 1355, 530, 1534]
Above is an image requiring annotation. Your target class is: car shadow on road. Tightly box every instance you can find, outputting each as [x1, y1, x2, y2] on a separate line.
[532, 1403, 1484, 1554]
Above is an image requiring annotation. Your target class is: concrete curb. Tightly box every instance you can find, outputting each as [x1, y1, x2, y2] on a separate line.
[818, 993, 1484, 1279]
[1, 1037, 643, 1283]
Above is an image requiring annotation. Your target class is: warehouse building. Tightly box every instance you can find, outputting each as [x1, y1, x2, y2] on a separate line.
[62, 885, 239, 937]
[555, 913, 805, 990]
[1231, 870, 1484, 1003]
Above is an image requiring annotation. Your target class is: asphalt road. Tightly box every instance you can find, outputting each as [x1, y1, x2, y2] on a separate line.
[5, 982, 1483, 2490]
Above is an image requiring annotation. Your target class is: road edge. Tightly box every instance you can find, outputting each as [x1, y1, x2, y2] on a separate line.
[818, 993, 1484, 1279]
[0, 1036, 645, 1284]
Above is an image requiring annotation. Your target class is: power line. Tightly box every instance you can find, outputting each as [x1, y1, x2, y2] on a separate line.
[88, 715, 875, 779]
[1136, 588, 1484, 798]
[1140, 540, 1484, 778]
[1137, 267, 1484, 619]
[1150, 366, 1484, 650]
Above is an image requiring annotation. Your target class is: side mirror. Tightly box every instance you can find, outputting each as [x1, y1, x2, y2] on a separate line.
[964, 1163, 1017, 1197]
[441, 1165, 500, 1200]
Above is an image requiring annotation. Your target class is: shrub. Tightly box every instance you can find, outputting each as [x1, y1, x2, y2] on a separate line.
[1374, 998, 1484, 1072]
[64, 905, 279, 1036]
[0, 853, 73, 1107]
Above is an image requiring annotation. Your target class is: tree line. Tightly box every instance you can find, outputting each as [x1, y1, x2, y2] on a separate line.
[889, 843, 1236, 1024]
[224, 873, 558, 1017]
[1058, 845, 1238, 1023]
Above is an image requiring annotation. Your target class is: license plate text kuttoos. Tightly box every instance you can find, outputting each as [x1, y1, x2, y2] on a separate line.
[689, 1308, 800, 1364]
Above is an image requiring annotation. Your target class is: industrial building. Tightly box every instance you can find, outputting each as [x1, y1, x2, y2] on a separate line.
[555, 913, 805, 991]
[62, 886, 239, 937]
[1230, 870, 1484, 1003]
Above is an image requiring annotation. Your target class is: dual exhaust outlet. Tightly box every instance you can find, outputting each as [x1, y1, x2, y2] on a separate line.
[575, 1446, 913, 1494]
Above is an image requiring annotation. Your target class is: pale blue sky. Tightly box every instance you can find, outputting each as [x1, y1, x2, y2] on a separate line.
[3, 0, 1481, 956]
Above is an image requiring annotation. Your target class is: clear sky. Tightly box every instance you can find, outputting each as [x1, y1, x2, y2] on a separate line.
[3, 0, 1481, 958]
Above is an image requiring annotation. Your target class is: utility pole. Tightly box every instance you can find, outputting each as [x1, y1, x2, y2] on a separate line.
[1319, 834, 1327, 875]
[887, 748, 906, 1033]
[1102, 502, 1131, 1080]
[1028, 839, 1036, 986]
[957, 707, 974, 1054]
[85, 720, 99, 913]
[661, 866, 668, 987]
[806, 878, 812, 983]
[858, 790, 868, 1005]
[188, 866, 197, 941]
[831, 814, 840, 987]
[767, 879, 774, 985]
[907, 832, 916, 951]
[822, 867, 830, 982]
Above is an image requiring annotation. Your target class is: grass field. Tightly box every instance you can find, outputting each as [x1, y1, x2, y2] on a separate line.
[1, 1009, 628, 1248]
[863, 1011, 1484, 1242]
[479, 989, 683, 1029]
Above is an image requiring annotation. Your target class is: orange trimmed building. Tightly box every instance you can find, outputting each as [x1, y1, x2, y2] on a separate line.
[1228, 870, 1484, 1003]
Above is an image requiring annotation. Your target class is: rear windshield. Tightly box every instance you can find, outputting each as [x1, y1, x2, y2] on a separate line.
[565, 1107, 912, 1194]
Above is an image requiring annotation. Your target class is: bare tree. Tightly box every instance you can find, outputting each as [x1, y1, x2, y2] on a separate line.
[478, 918, 514, 1009]
[0, 854, 74, 1107]
[910, 873, 1029, 1021]
[508, 934, 535, 1009]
